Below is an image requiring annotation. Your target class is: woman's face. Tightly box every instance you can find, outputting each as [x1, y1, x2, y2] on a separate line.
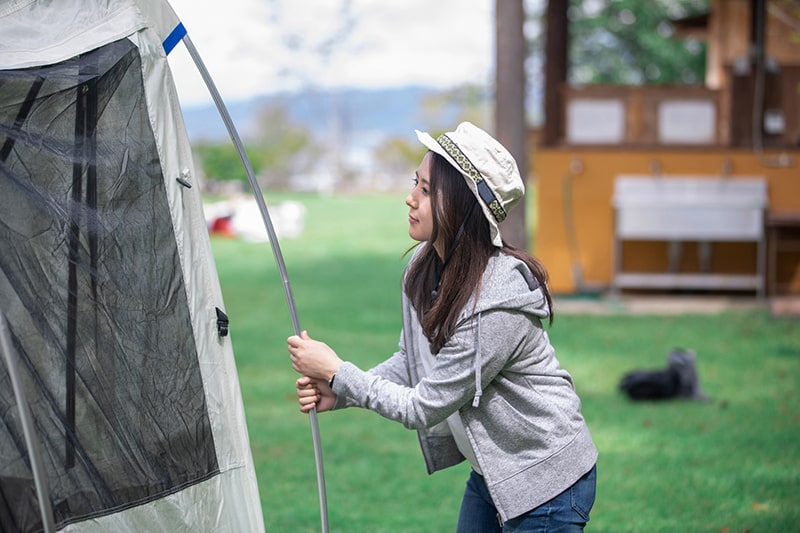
[406, 152, 434, 245]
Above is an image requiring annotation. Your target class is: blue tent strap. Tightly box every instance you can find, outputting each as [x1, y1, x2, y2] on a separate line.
[162, 22, 186, 55]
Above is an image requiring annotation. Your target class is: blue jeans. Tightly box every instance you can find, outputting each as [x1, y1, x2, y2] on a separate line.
[456, 465, 597, 533]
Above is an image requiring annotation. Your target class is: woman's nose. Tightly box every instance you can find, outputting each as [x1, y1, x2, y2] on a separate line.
[406, 191, 415, 207]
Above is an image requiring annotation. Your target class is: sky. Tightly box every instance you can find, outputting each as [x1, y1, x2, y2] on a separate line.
[167, 0, 496, 107]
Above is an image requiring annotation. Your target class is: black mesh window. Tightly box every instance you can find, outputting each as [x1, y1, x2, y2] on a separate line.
[0, 38, 218, 532]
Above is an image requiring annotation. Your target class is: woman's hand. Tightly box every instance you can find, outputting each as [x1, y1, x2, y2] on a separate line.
[287, 330, 343, 382]
[296, 376, 336, 413]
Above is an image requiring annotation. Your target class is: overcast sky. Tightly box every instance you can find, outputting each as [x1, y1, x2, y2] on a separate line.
[167, 0, 496, 106]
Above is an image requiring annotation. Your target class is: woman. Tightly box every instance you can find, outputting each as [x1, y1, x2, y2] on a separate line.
[288, 122, 598, 532]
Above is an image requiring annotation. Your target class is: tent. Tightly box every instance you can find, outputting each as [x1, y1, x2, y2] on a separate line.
[0, 1, 266, 530]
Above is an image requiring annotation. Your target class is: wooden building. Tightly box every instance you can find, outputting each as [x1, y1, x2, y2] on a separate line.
[533, 0, 800, 299]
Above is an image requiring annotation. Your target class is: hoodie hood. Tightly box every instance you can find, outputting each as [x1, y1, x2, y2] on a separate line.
[465, 252, 550, 322]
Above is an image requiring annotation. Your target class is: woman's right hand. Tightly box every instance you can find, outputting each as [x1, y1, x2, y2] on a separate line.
[296, 375, 336, 413]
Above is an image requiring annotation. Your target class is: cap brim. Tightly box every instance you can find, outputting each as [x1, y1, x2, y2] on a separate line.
[415, 130, 460, 171]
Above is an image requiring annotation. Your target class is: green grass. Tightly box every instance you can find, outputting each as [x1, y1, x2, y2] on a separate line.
[210, 191, 800, 533]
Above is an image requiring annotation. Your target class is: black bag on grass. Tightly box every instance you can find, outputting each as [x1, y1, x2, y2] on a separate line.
[619, 367, 680, 400]
[619, 348, 709, 401]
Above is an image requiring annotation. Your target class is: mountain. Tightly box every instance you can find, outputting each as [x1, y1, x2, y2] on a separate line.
[179, 85, 470, 145]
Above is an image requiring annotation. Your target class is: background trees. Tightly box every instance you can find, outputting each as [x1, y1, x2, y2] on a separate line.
[191, 0, 711, 203]
[566, 0, 707, 85]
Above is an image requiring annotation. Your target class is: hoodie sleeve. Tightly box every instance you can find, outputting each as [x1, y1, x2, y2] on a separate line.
[332, 331, 411, 410]
[331, 307, 535, 429]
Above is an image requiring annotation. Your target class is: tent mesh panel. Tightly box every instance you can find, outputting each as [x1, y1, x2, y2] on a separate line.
[0, 38, 218, 532]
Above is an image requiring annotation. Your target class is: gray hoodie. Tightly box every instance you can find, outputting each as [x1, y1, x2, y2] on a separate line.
[331, 249, 598, 522]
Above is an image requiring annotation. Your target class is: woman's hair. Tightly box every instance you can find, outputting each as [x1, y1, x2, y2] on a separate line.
[404, 151, 553, 354]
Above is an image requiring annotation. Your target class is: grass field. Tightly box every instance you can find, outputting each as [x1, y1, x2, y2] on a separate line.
[209, 191, 800, 533]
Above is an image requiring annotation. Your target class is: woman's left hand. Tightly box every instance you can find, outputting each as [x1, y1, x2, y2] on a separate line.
[296, 376, 336, 413]
[287, 330, 343, 382]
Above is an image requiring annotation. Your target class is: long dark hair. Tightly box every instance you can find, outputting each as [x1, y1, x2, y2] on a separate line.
[404, 151, 553, 353]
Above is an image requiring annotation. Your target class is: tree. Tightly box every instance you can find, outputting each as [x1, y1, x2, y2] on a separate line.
[367, 85, 493, 191]
[372, 135, 425, 176]
[567, 0, 708, 85]
[418, 84, 492, 133]
[192, 103, 321, 191]
[251, 104, 322, 189]
[192, 141, 255, 184]
[528, 0, 710, 133]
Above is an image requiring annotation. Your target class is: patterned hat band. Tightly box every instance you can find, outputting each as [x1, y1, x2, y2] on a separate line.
[436, 134, 508, 223]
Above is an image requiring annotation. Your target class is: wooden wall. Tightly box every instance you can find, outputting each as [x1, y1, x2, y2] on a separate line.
[531, 148, 800, 294]
[707, 0, 800, 90]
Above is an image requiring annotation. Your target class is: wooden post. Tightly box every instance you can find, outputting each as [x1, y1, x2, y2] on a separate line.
[543, 0, 568, 146]
[495, 0, 528, 249]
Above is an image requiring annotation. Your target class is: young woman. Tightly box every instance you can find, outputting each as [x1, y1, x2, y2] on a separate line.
[288, 122, 598, 532]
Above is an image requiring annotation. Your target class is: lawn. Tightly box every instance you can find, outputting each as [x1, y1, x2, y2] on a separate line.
[209, 191, 799, 533]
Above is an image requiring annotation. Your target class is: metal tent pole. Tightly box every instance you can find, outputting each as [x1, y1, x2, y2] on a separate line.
[0, 312, 56, 533]
[179, 34, 329, 533]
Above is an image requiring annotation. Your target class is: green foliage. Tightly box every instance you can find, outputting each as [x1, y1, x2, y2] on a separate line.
[370, 83, 492, 176]
[192, 104, 321, 187]
[418, 84, 491, 129]
[568, 0, 708, 85]
[211, 191, 800, 532]
[370, 135, 425, 176]
[251, 106, 322, 187]
[193, 141, 257, 183]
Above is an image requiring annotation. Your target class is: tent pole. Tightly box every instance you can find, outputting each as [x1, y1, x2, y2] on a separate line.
[179, 34, 329, 533]
[0, 312, 57, 533]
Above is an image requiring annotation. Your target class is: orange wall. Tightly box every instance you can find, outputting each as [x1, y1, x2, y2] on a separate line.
[532, 148, 800, 294]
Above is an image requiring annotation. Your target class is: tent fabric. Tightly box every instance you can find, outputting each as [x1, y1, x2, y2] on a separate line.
[0, 1, 264, 531]
[0, 0, 145, 70]
[0, 0, 180, 70]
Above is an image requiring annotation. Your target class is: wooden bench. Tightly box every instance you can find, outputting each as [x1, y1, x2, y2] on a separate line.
[612, 176, 767, 297]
